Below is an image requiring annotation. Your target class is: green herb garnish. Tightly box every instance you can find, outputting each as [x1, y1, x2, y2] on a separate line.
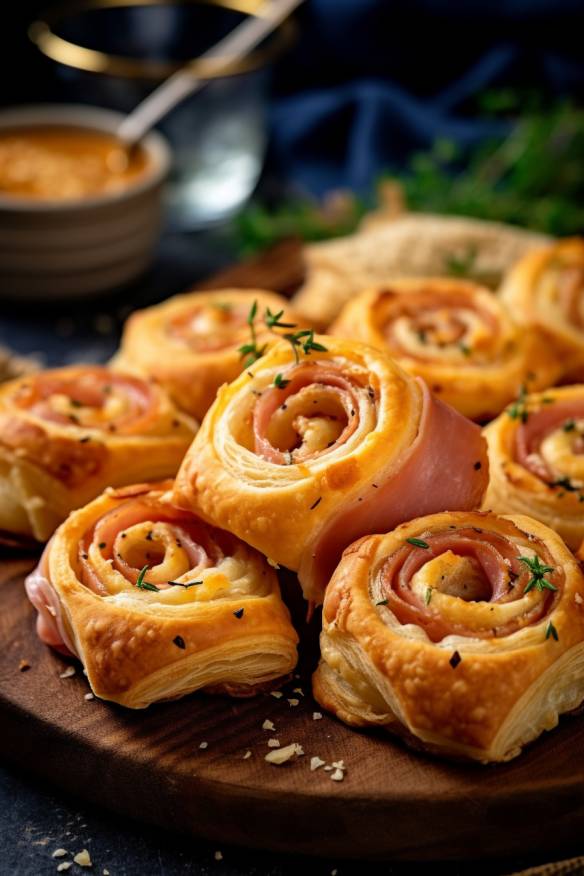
[519, 555, 557, 593]
[563, 419, 576, 432]
[264, 307, 296, 331]
[135, 565, 160, 593]
[508, 385, 529, 423]
[459, 343, 471, 357]
[273, 373, 290, 390]
[238, 300, 267, 368]
[545, 620, 559, 641]
[406, 537, 430, 549]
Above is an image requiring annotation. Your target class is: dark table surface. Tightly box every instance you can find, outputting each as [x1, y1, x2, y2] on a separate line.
[0, 228, 581, 876]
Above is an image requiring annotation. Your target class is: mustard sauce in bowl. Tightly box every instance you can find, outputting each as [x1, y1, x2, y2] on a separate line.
[0, 126, 149, 201]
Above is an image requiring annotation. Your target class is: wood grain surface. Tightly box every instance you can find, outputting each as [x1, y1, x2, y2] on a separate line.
[1, 244, 584, 861]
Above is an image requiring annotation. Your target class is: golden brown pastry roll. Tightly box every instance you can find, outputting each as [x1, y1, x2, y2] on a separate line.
[313, 510, 584, 763]
[174, 335, 489, 604]
[330, 278, 559, 421]
[294, 213, 551, 328]
[482, 385, 584, 550]
[499, 238, 584, 381]
[115, 288, 302, 420]
[0, 365, 196, 541]
[25, 481, 298, 708]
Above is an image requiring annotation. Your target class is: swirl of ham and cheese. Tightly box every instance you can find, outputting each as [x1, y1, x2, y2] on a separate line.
[25, 482, 298, 707]
[500, 238, 584, 381]
[0, 365, 197, 541]
[115, 288, 303, 420]
[483, 385, 584, 550]
[174, 336, 489, 604]
[330, 278, 560, 421]
[313, 510, 584, 763]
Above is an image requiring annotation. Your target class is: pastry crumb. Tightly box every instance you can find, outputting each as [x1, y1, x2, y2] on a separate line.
[270, 691, 283, 699]
[19, 659, 31, 672]
[52, 849, 68, 858]
[331, 768, 344, 782]
[310, 756, 325, 771]
[267, 738, 280, 748]
[199, 741, 208, 749]
[57, 863, 72, 872]
[312, 712, 323, 720]
[287, 698, 299, 707]
[265, 743, 303, 764]
[292, 687, 304, 696]
[84, 693, 94, 701]
[243, 750, 252, 759]
[73, 849, 92, 867]
[59, 666, 76, 679]
[262, 719, 275, 731]
[214, 851, 223, 861]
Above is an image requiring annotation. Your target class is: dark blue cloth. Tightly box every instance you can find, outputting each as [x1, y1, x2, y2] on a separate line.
[268, 0, 584, 195]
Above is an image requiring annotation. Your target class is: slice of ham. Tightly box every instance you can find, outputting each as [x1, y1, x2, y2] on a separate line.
[253, 363, 360, 465]
[514, 399, 584, 482]
[380, 527, 556, 641]
[11, 366, 155, 435]
[298, 379, 489, 602]
[24, 548, 77, 658]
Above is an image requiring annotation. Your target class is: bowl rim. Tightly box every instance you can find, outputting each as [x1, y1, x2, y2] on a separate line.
[0, 103, 171, 213]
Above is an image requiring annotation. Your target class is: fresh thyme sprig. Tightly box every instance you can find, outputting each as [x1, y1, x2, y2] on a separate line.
[273, 373, 290, 389]
[264, 307, 297, 330]
[508, 385, 529, 423]
[519, 555, 557, 594]
[135, 564, 160, 593]
[237, 300, 267, 368]
[283, 329, 328, 364]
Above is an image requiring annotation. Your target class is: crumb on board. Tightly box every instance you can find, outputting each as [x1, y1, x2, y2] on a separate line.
[214, 851, 223, 861]
[199, 741, 208, 749]
[59, 666, 76, 679]
[267, 738, 280, 748]
[57, 863, 72, 872]
[270, 691, 283, 699]
[73, 849, 92, 867]
[52, 849, 68, 858]
[84, 693, 94, 701]
[19, 659, 31, 672]
[264, 743, 304, 765]
[312, 712, 323, 720]
[243, 750, 252, 759]
[310, 756, 325, 771]
[287, 698, 299, 707]
[262, 719, 275, 731]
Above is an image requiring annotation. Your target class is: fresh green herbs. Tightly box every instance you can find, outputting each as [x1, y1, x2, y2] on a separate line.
[406, 537, 430, 549]
[459, 343, 471, 357]
[508, 385, 529, 423]
[563, 419, 576, 433]
[237, 300, 267, 368]
[545, 620, 559, 641]
[552, 476, 578, 492]
[135, 565, 160, 593]
[273, 373, 290, 390]
[445, 246, 478, 279]
[519, 555, 557, 593]
[167, 580, 204, 588]
[282, 329, 328, 364]
[239, 302, 328, 371]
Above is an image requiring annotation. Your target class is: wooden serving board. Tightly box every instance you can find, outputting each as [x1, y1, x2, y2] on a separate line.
[2, 243, 584, 862]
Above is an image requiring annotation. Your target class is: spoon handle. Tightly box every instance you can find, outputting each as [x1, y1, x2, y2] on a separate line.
[117, 0, 304, 147]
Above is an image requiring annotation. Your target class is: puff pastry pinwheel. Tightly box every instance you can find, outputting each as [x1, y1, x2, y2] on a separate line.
[482, 385, 584, 550]
[313, 510, 584, 763]
[115, 288, 302, 421]
[0, 365, 197, 541]
[330, 278, 559, 421]
[24, 481, 298, 708]
[173, 335, 488, 604]
[500, 238, 584, 381]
